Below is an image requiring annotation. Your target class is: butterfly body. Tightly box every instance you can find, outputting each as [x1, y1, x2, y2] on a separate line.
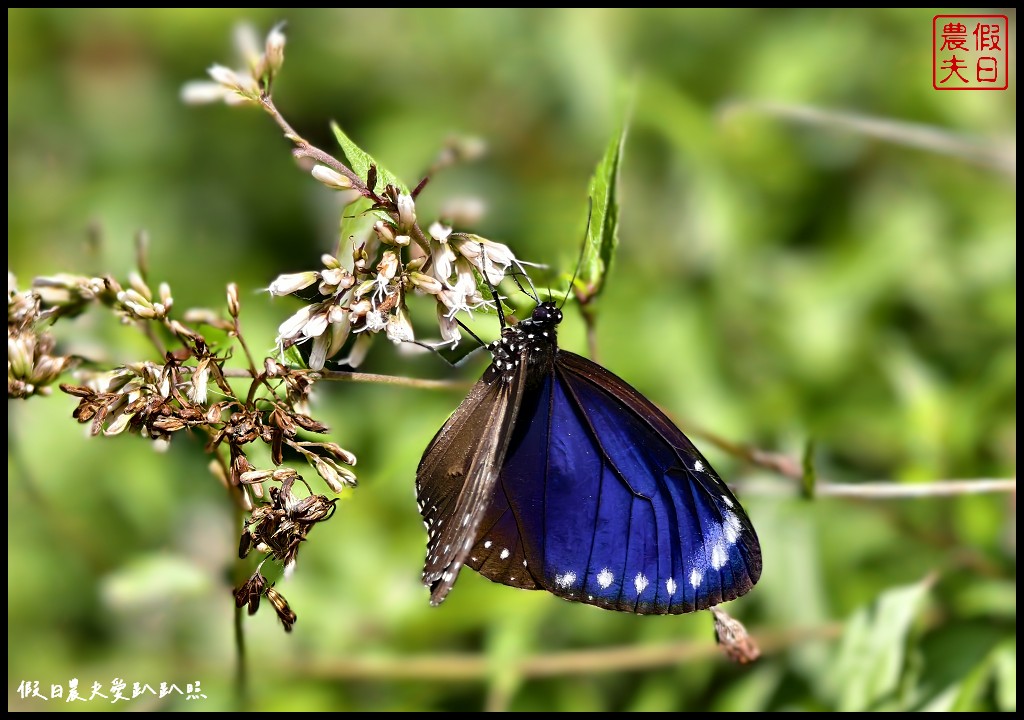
[416, 302, 761, 614]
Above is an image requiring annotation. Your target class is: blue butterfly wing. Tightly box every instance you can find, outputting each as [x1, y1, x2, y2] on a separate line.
[470, 350, 761, 614]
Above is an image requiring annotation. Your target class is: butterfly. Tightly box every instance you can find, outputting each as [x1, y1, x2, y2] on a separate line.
[416, 300, 761, 614]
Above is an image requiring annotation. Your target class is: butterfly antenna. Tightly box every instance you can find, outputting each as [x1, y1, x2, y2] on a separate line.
[454, 317, 488, 348]
[511, 264, 540, 304]
[560, 197, 594, 309]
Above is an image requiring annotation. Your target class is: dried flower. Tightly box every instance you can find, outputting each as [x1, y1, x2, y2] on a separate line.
[8, 274, 76, 398]
[711, 607, 761, 664]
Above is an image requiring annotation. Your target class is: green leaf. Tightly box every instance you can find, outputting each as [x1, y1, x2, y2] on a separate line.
[330, 121, 409, 194]
[832, 575, 934, 711]
[801, 437, 817, 499]
[993, 638, 1016, 712]
[571, 121, 627, 302]
[951, 638, 1016, 711]
[283, 343, 306, 369]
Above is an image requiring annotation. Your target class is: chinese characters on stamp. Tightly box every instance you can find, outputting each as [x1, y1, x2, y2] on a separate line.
[933, 15, 1009, 90]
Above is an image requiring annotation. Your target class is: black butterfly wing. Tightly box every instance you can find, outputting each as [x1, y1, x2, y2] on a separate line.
[416, 359, 527, 605]
[471, 349, 761, 614]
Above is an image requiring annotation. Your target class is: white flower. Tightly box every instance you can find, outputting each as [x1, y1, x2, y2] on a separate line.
[450, 233, 518, 287]
[308, 332, 330, 371]
[203, 63, 258, 104]
[386, 306, 415, 344]
[397, 193, 417, 230]
[451, 257, 479, 298]
[345, 333, 374, 368]
[430, 240, 457, 286]
[363, 311, 387, 333]
[429, 221, 452, 243]
[437, 304, 461, 347]
[318, 267, 350, 295]
[268, 272, 319, 297]
[301, 310, 330, 339]
[264, 22, 287, 74]
[180, 81, 231, 105]
[373, 251, 399, 303]
[311, 165, 353, 190]
[326, 310, 351, 358]
[409, 271, 443, 295]
[277, 305, 313, 341]
[373, 220, 396, 245]
[232, 23, 262, 70]
[207, 63, 242, 89]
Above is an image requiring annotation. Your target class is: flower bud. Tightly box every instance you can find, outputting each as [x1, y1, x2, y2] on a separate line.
[312, 165, 353, 190]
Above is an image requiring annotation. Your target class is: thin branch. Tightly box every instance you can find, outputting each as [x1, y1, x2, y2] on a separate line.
[232, 508, 250, 710]
[721, 100, 1015, 178]
[138, 320, 168, 358]
[295, 623, 841, 682]
[817, 478, 1016, 499]
[735, 477, 1016, 499]
[259, 94, 438, 257]
[318, 368, 471, 391]
[680, 419, 1016, 500]
[682, 421, 804, 477]
[220, 366, 469, 391]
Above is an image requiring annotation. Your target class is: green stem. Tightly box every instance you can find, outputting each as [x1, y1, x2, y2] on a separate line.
[232, 506, 250, 710]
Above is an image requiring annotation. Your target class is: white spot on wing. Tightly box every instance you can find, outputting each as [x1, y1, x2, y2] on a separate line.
[689, 569, 703, 588]
[483, 540, 492, 549]
[555, 571, 577, 588]
[723, 511, 742, 544]
[499, 548, 510, 560]
[694, 460, 704, 472]
[596, 568, 614, 589]
[666, 578, 677, 595]
[634, 573, 649, 594]
[711, 542, 728, 570]
[721, 495, 734, 508]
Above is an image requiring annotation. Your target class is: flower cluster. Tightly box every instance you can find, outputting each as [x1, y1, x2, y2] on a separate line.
[8, 273, 77, 398]
[235, 472, 338, 632]
[38, 263, 356, 631]
[180, 22, 286, 107]
[184, 23, 534, 371]
[269, 181, 530, 368]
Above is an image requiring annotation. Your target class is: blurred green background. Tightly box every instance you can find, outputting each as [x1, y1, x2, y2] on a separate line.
[8, 8, 1015, 712]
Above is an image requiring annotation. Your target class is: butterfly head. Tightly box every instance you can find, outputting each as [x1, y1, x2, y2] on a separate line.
[485, 302, 563, 383]
[526, 301, 562, 330]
